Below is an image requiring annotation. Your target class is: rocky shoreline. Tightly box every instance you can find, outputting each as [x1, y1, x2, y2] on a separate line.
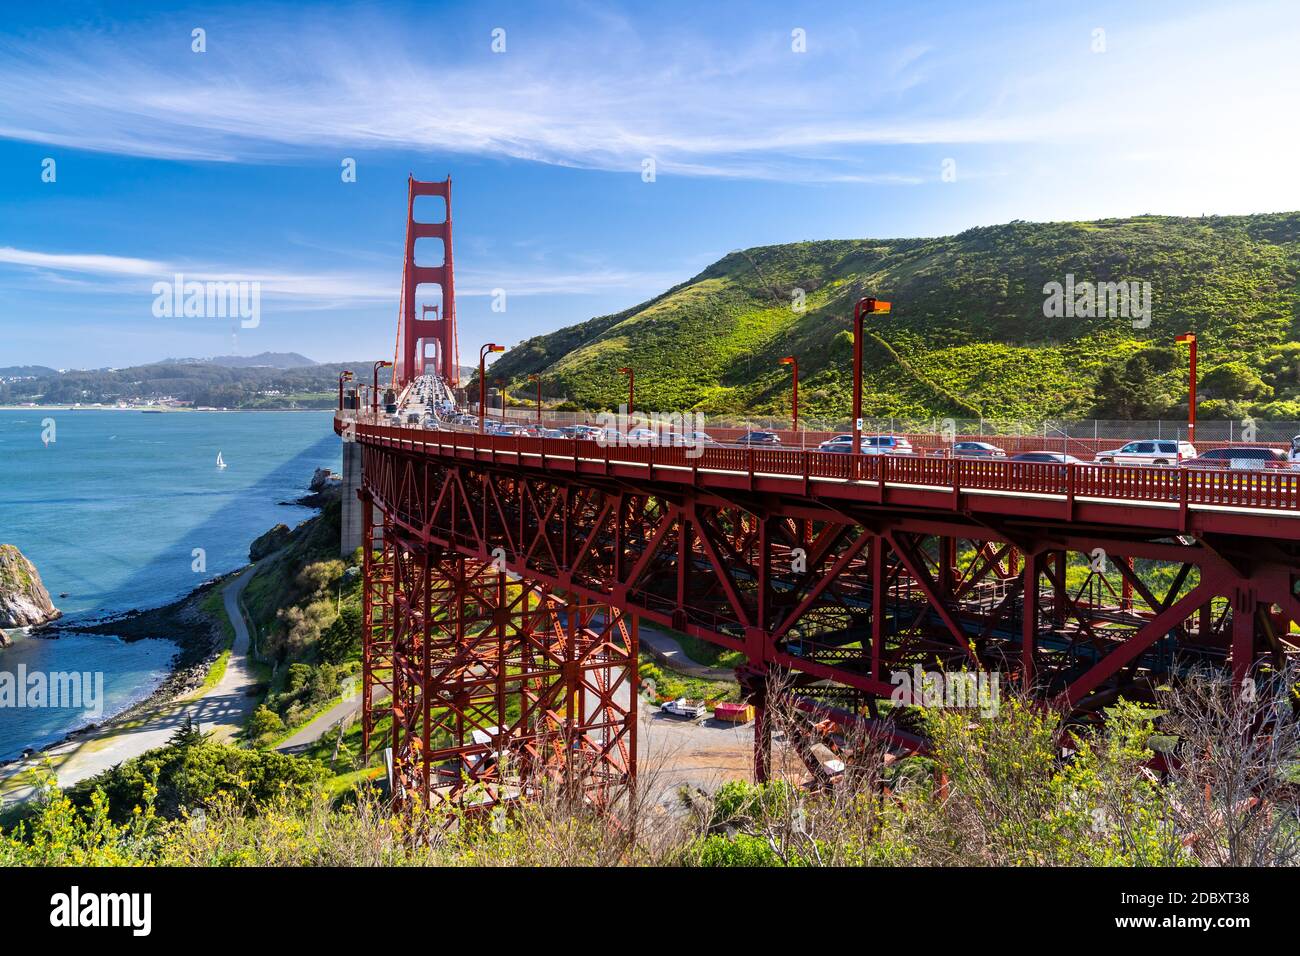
[1, 466, 341, 769]
[0, 571, 236, 768]
[0, 544, 61, 638]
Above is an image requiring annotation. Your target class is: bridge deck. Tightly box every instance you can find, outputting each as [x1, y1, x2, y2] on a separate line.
[342, 416, 1300, 541]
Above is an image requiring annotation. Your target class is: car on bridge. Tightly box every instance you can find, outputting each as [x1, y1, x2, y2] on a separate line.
[952, 440, 1007, 458]
[1093, 439, 1197, 466]
[735, 430, 781, 445]
[1010, 451, 1084, 464]
[818, 434, 915, 455]
[626, 427, 660, 445]
[1180, 446, 1288, 470]
[667, 429, 717, 446]
[559, 425, 600, 439]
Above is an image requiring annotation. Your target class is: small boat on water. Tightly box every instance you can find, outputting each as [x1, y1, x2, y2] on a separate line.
[216, 451, 228, 470]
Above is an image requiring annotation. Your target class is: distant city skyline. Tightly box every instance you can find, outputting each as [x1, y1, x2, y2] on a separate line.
[2, 0, 1299, 368]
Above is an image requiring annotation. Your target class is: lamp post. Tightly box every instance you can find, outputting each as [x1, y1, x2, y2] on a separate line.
[851, 297, 891, 456]
[479, 343, 504, 433]
[494, 378, 508, 423]
[1176, 332, 1197, 447]
[528, 373, 543, 424]
[780, 356, 799, 436]
[337, 370, 354, 411]
[372, 360, 392, 414]
[619, 366, 634, 418]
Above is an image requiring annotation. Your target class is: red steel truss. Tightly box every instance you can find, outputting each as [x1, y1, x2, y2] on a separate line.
[360, 492, 637, 812]
[347, 419, 1300, 788]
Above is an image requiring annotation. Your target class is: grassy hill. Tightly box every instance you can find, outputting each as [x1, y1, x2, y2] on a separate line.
[487, 213, 1300, 423]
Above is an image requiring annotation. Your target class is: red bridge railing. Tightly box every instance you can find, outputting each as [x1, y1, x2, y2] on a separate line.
[343, 417, 1300, 517]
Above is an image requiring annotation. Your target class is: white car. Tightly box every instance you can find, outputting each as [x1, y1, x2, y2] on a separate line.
[1094, 439, 1197, 466]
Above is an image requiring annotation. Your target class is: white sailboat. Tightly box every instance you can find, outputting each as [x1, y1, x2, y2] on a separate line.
[216, 451, 227, 470]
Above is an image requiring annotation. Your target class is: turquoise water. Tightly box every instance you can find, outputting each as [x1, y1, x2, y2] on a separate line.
[0, 409, 339, 760]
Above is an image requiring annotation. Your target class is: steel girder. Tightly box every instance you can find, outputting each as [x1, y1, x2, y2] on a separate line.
[360, 443, 1300, 782]
[360, 489, 637, 813]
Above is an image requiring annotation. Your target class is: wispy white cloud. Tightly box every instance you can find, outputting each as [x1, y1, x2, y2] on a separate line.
[0, 4, 1295, 195]
[0, 245, 676, 303]
[0, 7, 1017, 181]
[0, 247, 167, 275]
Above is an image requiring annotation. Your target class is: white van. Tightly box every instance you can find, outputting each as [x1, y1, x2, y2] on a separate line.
[1094, 439, 1197, 465]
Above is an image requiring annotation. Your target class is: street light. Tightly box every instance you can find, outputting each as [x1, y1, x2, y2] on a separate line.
[1177, 332, 1197, 447]
[479, 343, 505, 433]
[619, 366, 634, 418]
[494, 378, 508, 423]
[372, 360, 392, 414]
[337, 369, 354, 411]
[528, 373, 543, 424]
[852, 297, 891, 456]
[779, 356, 799, 436]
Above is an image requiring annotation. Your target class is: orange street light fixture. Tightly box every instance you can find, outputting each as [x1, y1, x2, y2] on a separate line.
[779, 356, 799, 434]
[479, 344, 505, 433]
[337, 369, 354, 411]
[528, 373, 543, 423]
[852, 298, 892, 455]
[619, 366, 635, 417]
[1176, 332, 1198, 446]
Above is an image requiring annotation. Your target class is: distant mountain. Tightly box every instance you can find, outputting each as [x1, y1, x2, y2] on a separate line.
[0, 357, 387, 409]
[0, 365, 58, 379]
[168, 352, 319, 369]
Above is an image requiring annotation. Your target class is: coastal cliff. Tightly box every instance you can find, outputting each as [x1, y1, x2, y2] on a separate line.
[0, 544, 61, 636]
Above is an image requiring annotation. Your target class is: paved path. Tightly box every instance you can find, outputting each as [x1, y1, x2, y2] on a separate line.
[637, 624, 736, 681]
[275, 687, 379, 753]
[0, 566, 261, 803]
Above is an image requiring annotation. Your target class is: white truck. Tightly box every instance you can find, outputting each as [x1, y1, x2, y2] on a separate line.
[660, 697, 708, 719]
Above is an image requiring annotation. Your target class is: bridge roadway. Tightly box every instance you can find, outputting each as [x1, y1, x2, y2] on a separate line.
[342, 412, 1300, 542]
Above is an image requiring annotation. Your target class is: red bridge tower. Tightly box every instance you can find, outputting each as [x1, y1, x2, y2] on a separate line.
[395, 176, 459, 387]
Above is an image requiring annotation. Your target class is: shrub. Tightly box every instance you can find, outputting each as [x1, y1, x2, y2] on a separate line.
[247, 705, 286, 742]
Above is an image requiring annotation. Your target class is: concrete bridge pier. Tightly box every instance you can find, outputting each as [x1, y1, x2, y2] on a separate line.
[341, 439, 366, 557]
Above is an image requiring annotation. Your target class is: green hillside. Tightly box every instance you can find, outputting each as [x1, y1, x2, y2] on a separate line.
[487, 213, 1300, 422]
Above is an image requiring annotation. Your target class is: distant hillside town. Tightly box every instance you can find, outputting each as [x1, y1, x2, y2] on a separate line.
[0, 353, 383, 409]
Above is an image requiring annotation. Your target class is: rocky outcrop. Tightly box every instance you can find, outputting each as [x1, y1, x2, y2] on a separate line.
[250, 524, 292, 562]
[309, 467, 340, 493]
[0, 544, 61, 630]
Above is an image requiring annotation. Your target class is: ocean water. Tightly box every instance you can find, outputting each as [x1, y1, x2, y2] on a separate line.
[0, 409, 340, 760]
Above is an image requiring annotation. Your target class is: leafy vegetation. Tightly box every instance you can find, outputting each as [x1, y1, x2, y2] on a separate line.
[486, 213, 1300, 422]
[240, 498, 365, 740]
[4, 671, 1295, 867]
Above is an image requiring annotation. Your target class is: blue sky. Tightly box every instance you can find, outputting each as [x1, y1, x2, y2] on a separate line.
[1, 0, 1298, 369]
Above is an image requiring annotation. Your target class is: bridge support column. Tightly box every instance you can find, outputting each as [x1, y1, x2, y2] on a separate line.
[341, 440, 366, 557]
[738, 665, 772, 783]
[363, 534, 637, 815]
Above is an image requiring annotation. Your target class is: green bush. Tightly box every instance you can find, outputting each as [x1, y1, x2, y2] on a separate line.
[247, 705, 286, 741]
[61, 737, 326, 824]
